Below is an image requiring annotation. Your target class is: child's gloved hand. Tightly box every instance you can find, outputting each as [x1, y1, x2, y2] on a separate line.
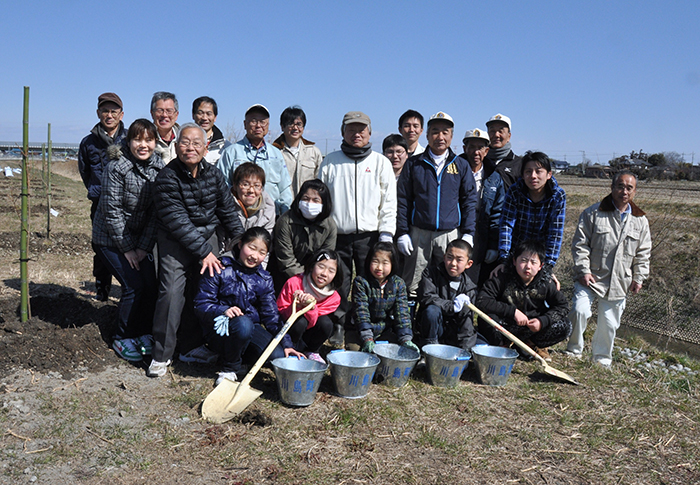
[361, 339, 376, 353]
[453, 294, 471, 312]
[402, 340, 420, 353]
[214, 315, 230, 337]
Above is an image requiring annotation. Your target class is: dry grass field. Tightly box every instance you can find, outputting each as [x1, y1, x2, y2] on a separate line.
[0, 160, 698, 484]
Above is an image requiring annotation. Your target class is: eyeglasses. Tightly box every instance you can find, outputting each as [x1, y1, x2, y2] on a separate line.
[99, 108, 122, 116]
[238, 181, 263, 191]
[286, 121, 304, 129]
[178, 139, 204, 149]
[154, 108, 177, 116]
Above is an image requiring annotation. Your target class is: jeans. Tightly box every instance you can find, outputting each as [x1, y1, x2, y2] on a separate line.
[201, 314, 285, 373]
[94, 244, 157, 339]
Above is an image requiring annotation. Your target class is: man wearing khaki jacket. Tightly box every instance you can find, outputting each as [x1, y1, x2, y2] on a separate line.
[567, 171, 651, 367]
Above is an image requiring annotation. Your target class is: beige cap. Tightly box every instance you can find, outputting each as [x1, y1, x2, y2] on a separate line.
[342, 111, 371, 127]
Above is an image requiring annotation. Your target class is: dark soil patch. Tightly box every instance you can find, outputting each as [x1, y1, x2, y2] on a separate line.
[0, 289, 119, 379]
[0, 231, 91, 254]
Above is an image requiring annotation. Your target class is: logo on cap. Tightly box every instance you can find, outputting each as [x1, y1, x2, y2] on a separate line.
[474, 129, 481, 136]
[494, 115, 502, 120]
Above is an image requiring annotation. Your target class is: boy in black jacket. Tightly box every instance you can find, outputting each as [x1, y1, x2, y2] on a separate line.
[475, 240, 571, 361]
[417, 239, 478, 350]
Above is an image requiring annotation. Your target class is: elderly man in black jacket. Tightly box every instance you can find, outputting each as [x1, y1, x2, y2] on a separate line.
[148, 123, 244, 378]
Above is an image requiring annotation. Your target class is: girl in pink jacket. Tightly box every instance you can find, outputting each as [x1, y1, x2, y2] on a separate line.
[277, 250, 342, 364]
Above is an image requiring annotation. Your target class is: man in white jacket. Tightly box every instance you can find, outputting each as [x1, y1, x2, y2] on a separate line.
[318, 111, 397, 345]
[567, 171, 651, 367]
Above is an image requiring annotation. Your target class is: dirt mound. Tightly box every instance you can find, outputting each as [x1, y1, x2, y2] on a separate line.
[0, 290, 119, 379]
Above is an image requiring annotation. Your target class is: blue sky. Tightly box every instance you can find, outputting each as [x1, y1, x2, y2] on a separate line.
[1, 1, 699, 164]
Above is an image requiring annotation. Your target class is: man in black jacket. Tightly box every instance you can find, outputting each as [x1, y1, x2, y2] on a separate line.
[484, 113, 521, 189]
[78, 92, 127, 301]
[148, 123, 244, 378]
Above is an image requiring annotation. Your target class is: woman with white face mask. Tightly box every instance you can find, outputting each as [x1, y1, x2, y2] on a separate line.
[271, 179, 337, 291]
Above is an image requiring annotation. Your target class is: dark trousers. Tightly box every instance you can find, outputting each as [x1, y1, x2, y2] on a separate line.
[478, 313, 573, 348]
[200, 315, 285, 374]
[420, 304, 466, 347]
[90, 201, 112, 292]
[94, 244, 157, 340]
[288, 315, 334, 353]
[335, 231, 379, 323]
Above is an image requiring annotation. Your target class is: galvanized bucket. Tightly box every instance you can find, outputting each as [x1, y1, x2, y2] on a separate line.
[422, 344, 471, 387]
[327, 350, 380, 399]
[472, 345, 519, 386]
[271, 357, 328, 406]
[373, 342, 420, 388]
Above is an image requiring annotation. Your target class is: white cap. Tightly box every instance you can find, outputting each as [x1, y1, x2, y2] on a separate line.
[462, 128, 490, 145]
[245, 104, 270, 118]
[486, 113, 512, 130]
[427, 111, 454, 127]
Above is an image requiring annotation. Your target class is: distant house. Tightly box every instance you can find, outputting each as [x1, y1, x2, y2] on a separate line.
[551, 160, 569, 173]
[585, 164, 612, 179]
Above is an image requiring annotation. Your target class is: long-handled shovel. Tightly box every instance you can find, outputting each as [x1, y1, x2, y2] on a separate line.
[468, 303, 579, 385]
[202, 299, 316, 423]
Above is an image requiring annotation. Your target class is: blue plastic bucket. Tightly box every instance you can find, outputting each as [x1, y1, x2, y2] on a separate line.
[422, 344, 471, 387]
[326, 350, 380, 399]
[472, 345, 519, 386]
[373, 342, 420, 388]
[271, 357, 328, 406]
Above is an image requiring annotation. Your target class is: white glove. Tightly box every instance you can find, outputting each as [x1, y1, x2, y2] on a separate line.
[461, 233, 474, 247]
[378, 232, 393, 243]
[397, 234, 414, 256]
[453, 294, 471, 313]
[214, 315, 230, 337]
[484, 249, 499, 264]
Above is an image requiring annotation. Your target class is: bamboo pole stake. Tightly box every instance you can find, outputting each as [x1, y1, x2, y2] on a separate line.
[41, 143, 46, 197]
[20, 87, 30, 322]
[47, 123, 52, 239]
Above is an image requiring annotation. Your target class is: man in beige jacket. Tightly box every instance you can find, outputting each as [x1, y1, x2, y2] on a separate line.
[567, 171, 651, 367]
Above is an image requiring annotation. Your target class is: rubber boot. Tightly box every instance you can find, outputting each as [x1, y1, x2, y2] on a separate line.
[328, 323, 344, 347]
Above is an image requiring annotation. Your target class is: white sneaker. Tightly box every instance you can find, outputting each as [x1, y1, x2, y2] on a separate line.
[179, 344, 218, 364]
[215, 371, 238, 386]
[147, 359, 172, 378]
[563, 350, 582, 359]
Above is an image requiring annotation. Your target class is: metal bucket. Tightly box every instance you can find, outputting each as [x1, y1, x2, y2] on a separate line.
[472, 345, 519, 386]
[271, 357, 328, 406]
[422, 344, 471, 387]
[373, 342, 420, 388]
[327, 350, 380, 399]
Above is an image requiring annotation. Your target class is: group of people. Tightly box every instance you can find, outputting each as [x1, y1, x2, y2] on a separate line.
[78, 91, 652, 385]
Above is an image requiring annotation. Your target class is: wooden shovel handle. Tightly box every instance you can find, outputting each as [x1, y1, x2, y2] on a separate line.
[237, 298, 316, 389]
[468, 303, 547, 366]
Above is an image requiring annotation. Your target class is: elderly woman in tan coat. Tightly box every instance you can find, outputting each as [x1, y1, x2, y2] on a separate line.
[566, 171, 651, 367]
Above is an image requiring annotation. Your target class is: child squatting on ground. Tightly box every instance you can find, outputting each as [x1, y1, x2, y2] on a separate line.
[276, 249, 343, 364]
[476, 240, 572, 361]
[417, 238, 479, 350]
[193, 227, 301, 386]
[345, 242, 419, 353]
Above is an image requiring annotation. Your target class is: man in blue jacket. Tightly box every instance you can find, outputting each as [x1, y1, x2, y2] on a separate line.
[396, 111, 478, 298]
[78, 92, 127, 301]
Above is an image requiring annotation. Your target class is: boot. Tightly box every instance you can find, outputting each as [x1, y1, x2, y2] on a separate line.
[328, 323, 344, 347]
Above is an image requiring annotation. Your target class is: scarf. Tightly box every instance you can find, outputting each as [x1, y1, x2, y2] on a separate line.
[485, 141, 511, 163]
[340, 140, 372, 160]
[235, 195, 262, 218]
[302, 273, 334, 304]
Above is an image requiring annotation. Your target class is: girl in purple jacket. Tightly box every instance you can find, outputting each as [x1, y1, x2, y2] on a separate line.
[194, 227, 304, 386]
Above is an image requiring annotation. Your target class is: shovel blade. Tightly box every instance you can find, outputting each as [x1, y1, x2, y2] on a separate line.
[542, 363, 579, 385]
[202, 380, 263, 424]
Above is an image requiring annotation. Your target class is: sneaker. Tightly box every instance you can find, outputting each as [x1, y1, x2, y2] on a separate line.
[304, 352, 326, 365]
[147, 359, 172, 378]
[215, 371, 238, 386]
[135, 334, 154, 356]
[112, 338, 143, 362]
[94, 287, 110, 302]
[563, 349, 582, 359]
[533, 346, 552, 362]
[593, 358, 612, 369]
[179, 344, 218, 364]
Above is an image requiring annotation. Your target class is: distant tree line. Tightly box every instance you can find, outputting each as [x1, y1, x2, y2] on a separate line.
[568, 150, 699, 181]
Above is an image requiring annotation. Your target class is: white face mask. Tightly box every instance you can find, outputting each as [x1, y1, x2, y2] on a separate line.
[299, 201, 323, 220]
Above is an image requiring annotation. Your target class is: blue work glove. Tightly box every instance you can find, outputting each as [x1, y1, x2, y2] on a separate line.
[213, 315, 230, 337]
[453, 294, 471, 313]
[361, 339, 376, 353]
[402, 340, 420, 353]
